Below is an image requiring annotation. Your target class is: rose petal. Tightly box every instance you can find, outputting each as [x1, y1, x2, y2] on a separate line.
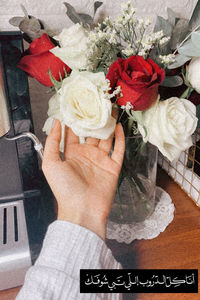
[106, 59, 122, 88]
[29, 33, 55, 55]
[106, 55, 165, 110]
[18, 51, 70, 86]
[147, 58, 165, 82]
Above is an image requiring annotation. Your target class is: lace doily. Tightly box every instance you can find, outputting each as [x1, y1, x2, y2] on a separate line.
[106, 186, 175, 244]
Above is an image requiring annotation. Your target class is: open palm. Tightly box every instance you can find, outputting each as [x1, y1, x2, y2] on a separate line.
[42, 120, 125, 239]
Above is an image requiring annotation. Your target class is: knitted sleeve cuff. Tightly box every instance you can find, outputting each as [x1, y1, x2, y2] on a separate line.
[35, 220, 121, 278]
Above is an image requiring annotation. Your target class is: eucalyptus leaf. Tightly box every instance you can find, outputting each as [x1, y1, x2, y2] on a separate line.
[191, 31, 200, 49]
[17, 15, 46, 41]
[159, 35, 172, 55]
[9, 16, 25, 27]
[78, 13, 93, 25]
[94, 1, 103, 16]
[154, 16, 173, 36]
[161, 76, 183, 87]
[168, 53, 191, 69]
[170, 19, 190, 50]
[63, 2, 92, 25]
[19, 16, 41, 33]
[167, 8, 176, 27]
[148, 48, 159, 64]
[20, 4, 29, 18]
[64, 2, 82, 24]
[189, 0, 200, 31]
[178, 40, 200, 56]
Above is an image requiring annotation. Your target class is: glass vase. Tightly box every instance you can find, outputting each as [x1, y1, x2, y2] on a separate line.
[109, 136, 158, 223]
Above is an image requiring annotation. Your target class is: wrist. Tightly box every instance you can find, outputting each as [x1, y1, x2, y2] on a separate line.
[57, 208, 107, 240]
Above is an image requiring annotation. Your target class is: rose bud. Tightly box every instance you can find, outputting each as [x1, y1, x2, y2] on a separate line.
[18, 33, 71, 87]
[50, 24, 89, 70]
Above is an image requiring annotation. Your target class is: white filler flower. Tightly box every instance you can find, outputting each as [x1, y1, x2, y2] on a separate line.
[188, 57, 200, 93]
[50, 24, 89, 70]
[43, 70, 116, 149]
[139, 97, 198, 162]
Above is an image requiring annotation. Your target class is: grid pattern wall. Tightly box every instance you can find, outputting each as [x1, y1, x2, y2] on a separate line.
[158, 130, 200, 207]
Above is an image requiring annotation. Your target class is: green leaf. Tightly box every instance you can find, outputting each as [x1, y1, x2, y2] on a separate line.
[130, 111, 143, 125]
[180, 87, 193, 99]
[167, 8, 176, 27]
[48, 70, 62, 91]
[196, 104, 200, 128]
[168, 54, 191, 69]
[154, 16, 173, 36]
[178, 40, 200, 56]
[94, 1, 103, 16]
[189, 0, 200, 31]
[161, 76, 183, 87]
[191, 30, 200, 49]
[170, 19, 190, 50]
[63, 2, 93, 25]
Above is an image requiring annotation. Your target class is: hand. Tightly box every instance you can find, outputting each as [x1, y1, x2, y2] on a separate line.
[42, 120, 125, 240]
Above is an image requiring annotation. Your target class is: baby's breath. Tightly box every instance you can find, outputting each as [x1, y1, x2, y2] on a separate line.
[159, 36, 170, 45]
[87, 0, 170, 71]
[121, 102, 134, 110]
[159, 54, 176, 66]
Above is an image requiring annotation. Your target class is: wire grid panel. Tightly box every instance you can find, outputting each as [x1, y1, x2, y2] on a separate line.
[158, 130, 200, 207]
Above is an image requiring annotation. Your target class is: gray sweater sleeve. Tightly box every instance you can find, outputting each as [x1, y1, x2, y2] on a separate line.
[16, 220, 122, 300]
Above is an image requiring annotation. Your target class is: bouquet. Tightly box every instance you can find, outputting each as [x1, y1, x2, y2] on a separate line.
[10, 1, 200, 223]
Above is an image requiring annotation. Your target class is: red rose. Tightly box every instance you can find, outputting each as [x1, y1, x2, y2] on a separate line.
[18, 33, 71, 87]
[106, 55, 165, 111]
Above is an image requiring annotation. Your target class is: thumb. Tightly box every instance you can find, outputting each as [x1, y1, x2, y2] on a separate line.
[43, 119, 62, 163]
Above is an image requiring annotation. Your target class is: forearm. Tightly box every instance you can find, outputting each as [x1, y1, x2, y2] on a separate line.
[16, 221, 122, 300]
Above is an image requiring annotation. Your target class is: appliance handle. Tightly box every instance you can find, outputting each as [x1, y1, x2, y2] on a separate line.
[5, 132, 43, 160]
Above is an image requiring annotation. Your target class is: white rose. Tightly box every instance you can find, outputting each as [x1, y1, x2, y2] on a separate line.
[42, 94, 66, 151]
[43, 70, 116, 150]
[50, 24, 89, 70]
[188, 57, 200, 93]
[139, 97, 198, 162]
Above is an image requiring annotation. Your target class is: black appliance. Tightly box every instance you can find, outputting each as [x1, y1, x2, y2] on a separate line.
[0, 31, 55, 290]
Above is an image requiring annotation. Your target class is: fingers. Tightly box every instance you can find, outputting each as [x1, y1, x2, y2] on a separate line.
[98, 132, 114, 153]
[64, 126, 79, 145]
[98, 106, 118, 153]
[64, 126, 79, 157]
[111, 123, 125, 166]
[43, 119, 61, 163]
[86, 137, 99, 146]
